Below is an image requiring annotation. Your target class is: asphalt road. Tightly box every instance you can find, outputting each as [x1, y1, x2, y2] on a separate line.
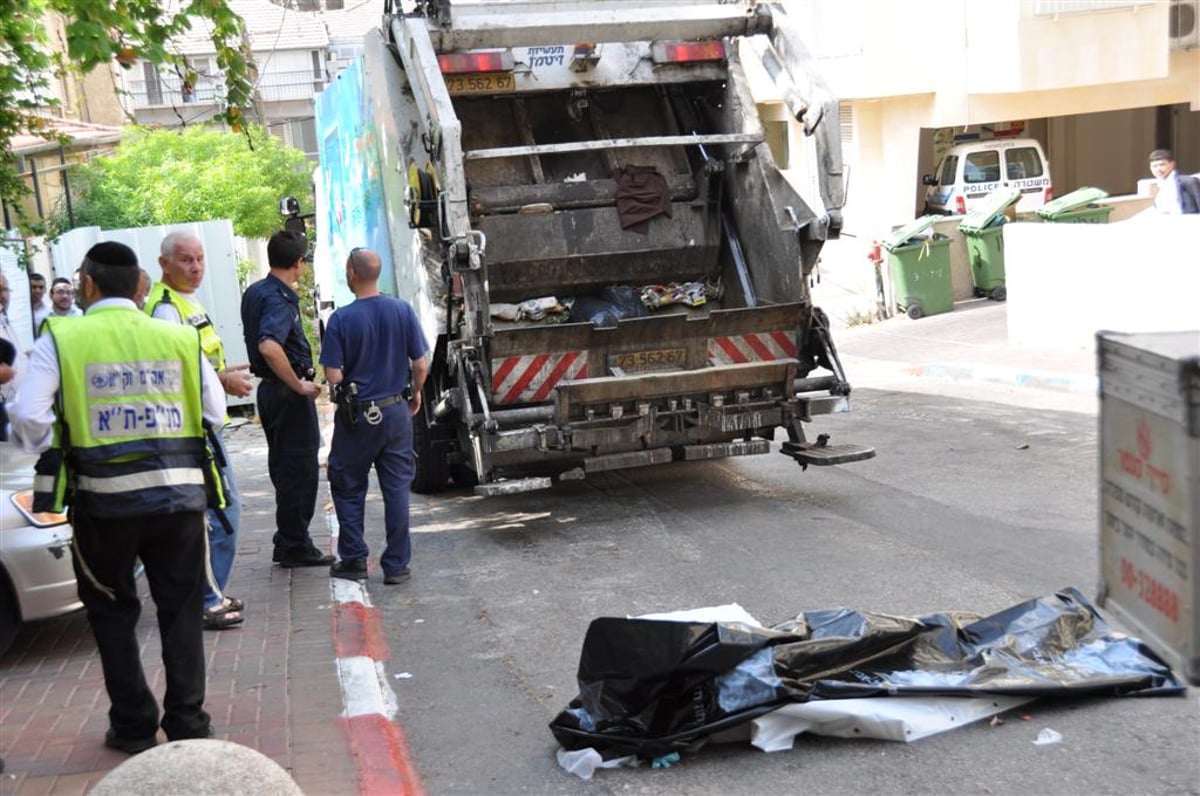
[375, 385, 1198, 795]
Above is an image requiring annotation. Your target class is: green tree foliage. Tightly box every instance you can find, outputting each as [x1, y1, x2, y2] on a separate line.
[1, 0, 253, 229]
[64, 126, 312, 239]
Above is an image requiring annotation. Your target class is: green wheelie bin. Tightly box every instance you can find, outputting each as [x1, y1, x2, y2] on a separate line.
[958, 187, 1021, 302]
[1037, 187, 1113, 223]
[882, 216, 953, 320]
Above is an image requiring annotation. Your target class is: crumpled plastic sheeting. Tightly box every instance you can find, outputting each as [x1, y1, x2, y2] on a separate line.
[549, 588, 1184, 761]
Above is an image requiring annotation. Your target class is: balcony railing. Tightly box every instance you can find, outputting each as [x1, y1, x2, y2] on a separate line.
[126, 69, 326, 110]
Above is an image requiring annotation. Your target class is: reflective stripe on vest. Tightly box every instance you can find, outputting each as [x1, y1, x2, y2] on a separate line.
[76, 466, 205, 494]
[145, 283, 226, 372]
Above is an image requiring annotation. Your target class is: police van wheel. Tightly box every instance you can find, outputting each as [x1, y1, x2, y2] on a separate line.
[411, 408, 450, 494]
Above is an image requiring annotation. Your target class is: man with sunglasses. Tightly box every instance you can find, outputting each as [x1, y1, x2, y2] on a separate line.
[321, 247, 429, 584]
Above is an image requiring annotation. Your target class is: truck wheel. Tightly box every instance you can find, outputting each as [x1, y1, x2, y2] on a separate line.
[450, 463, 480, 488]
[906, 303, 925, 320]
[411, 406, 450, 494]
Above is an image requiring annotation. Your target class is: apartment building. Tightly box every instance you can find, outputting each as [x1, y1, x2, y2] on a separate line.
[757, 0, 1200, 242]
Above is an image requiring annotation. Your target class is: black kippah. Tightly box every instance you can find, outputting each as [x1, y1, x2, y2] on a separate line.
[86, 241, 138, 268]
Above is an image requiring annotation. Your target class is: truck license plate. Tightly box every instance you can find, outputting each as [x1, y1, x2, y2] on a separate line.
[445, 73, 516, 94]
[608, 348, 687, 374]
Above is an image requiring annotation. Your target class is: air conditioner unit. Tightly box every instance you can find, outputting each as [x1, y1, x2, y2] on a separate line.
[1170, 0, 1199, 50]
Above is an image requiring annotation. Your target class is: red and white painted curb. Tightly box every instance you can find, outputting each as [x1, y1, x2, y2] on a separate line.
[325, 507, 424, 796]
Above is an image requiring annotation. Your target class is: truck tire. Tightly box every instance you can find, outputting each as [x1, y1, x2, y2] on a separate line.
[411, 405, 450, 494]
[450, 462, 480, 488]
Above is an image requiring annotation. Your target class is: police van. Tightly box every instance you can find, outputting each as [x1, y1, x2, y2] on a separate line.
[922, 137, 1052, 215]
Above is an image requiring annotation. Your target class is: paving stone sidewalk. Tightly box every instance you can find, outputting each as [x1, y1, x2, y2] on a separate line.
[0, 416, 357, 795]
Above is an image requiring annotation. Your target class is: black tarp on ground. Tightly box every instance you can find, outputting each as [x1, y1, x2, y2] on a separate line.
[549, 588, 1185, 759]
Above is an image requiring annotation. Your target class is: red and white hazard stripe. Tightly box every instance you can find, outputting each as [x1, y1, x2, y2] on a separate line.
[706, 331, 797, 365]
[326, 509, 425, 796]
[491, 351, 588, 404]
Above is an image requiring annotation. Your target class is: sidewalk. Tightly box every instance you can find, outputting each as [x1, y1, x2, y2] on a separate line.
[828, 299, 1099, 412]
[0, 415, 363, 795]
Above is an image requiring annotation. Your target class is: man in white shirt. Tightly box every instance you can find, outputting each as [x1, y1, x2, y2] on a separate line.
[36, 277, 83, 336]
[1149, 148, 1200, 215]
[0, 273, 27, 435]
[29, 272, 50, 335]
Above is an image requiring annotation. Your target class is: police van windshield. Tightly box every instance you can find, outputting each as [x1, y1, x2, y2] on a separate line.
[1005, 147, 1044, 179]
[964, 151, 1000, 184]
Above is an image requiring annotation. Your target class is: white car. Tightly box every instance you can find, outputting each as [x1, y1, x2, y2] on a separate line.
[0, 444, 80, 654]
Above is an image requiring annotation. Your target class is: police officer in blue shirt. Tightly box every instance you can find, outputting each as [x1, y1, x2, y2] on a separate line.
[321, 247, 429, 584]
[240, 230, 334, 568]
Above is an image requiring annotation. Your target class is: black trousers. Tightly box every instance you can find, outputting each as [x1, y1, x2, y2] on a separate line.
[70, 509, 210, 741]
[256, 379, 320, 550]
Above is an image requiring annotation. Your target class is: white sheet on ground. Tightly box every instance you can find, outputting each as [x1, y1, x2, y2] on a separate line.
[749, 694, 1035, 751]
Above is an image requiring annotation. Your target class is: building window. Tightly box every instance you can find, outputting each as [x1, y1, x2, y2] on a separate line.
[143, 61, 162, 106]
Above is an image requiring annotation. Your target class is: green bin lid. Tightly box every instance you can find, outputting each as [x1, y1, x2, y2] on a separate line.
[959, 187, 1022, 232]
[1037, 186, 1109, 217]
[882, 215, 941, 250]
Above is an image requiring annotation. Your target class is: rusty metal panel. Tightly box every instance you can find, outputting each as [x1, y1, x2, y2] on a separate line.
[478, 203, 718, 301]
[554, 359, 794, 419]
[582, 448, 673, 473]
[489, 303, 808, 356]
[681, 439, 771, 460]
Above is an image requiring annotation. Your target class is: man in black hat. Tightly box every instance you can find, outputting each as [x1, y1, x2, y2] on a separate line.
[8, 241, 226, 754]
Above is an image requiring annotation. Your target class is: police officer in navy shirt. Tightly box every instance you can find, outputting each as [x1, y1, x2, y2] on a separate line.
[321, 247, 429, 584]
[240, 230, 334, 568]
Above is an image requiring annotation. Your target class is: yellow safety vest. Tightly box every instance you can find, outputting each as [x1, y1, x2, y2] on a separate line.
[144, 283, 226, 373]
[34, 306, 213, 517]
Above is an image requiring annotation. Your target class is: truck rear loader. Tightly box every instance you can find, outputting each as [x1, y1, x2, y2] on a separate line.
[314, 0, 875, 495]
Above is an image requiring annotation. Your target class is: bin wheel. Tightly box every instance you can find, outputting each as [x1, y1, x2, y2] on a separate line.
[989, 286, 1007, 302]
[906, 303, 924, 320]
[972, 287, 986, 298]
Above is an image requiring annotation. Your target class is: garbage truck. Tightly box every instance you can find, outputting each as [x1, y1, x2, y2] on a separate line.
[313, 0, 875, 495]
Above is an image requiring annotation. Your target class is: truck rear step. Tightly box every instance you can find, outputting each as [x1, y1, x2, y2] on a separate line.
[780, 439, 876, 467]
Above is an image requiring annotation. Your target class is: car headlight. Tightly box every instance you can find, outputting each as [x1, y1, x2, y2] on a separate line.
[9, 490, 70, 528]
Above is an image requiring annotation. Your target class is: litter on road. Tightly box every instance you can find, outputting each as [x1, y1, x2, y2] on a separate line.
[550, 588, 1184, 777]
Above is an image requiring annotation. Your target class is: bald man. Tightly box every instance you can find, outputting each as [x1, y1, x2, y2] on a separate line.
[320, 247, 429, 585]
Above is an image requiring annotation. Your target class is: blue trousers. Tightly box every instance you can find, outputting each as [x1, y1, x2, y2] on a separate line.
[327, 401, 415, 575]
[203, 429, 239, 611]
[256, 380, 320, 551]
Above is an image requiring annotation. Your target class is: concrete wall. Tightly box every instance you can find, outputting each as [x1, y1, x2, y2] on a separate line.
[1004, 216, 1200, 349]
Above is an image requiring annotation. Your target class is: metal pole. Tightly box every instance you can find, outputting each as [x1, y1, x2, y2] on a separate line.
[60, 146, 75, 228]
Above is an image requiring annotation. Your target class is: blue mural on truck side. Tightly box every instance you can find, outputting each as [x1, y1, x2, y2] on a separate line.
[314, 58, 394, 309]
